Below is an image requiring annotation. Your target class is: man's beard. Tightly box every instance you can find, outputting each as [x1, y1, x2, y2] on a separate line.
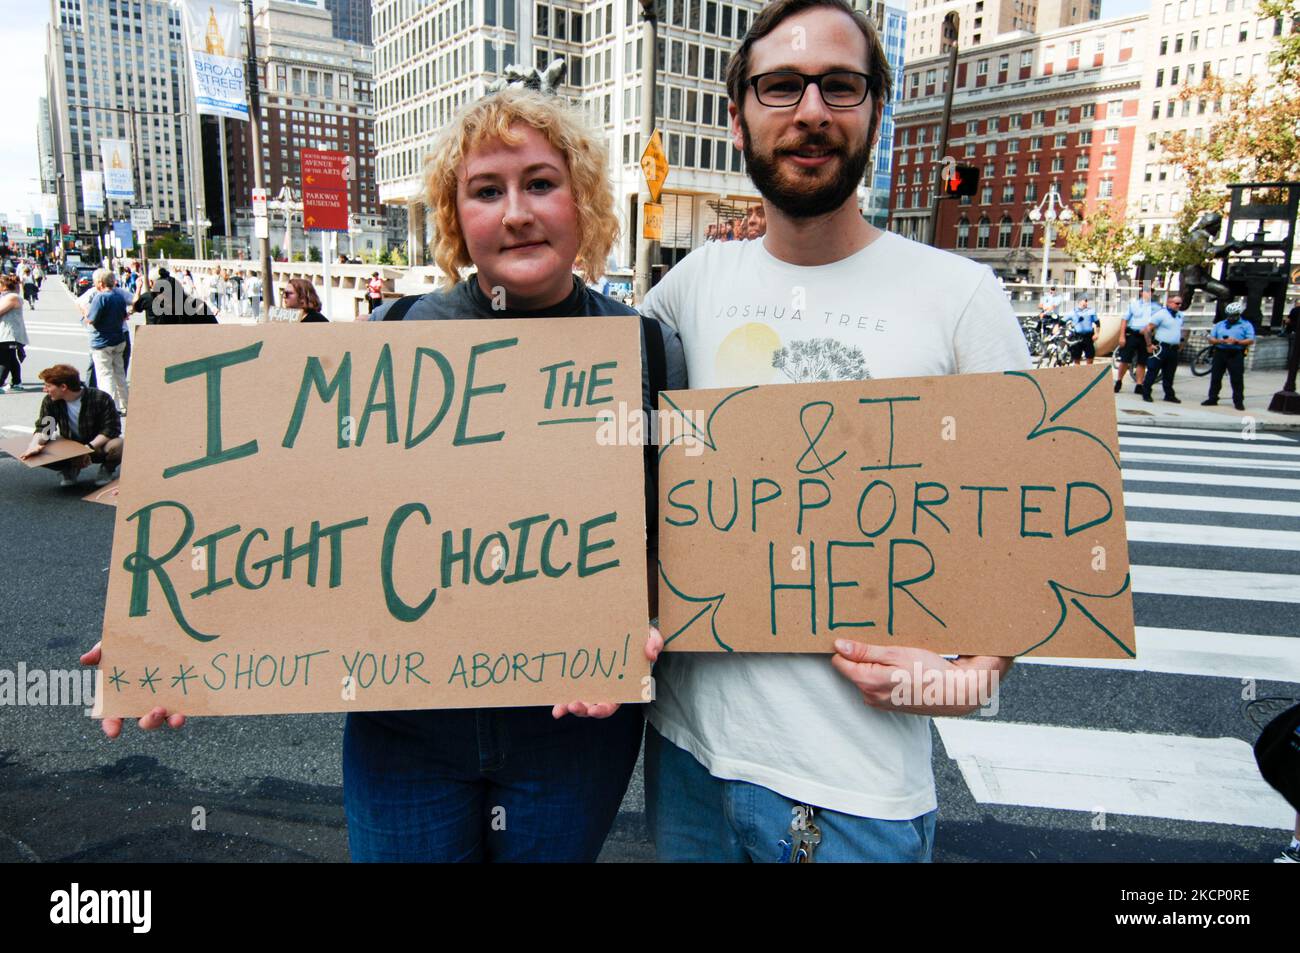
[740, 111, 876, 219]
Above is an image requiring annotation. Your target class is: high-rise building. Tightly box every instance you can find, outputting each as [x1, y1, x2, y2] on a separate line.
[225, 0, 390, 256]
[889, 14, 1146, 283]
[1127, 0, 1290, 243]
[905, 0, 1100, 61]
[861, 0, 908, 228]
[43, 0, 200, 233]
[374, 0, 904, 269]
[37, 97, 57, 196]
[326, 0, 374, 44]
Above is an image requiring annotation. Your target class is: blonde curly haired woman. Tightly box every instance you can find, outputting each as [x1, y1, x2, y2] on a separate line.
[361, 83, 686, 862]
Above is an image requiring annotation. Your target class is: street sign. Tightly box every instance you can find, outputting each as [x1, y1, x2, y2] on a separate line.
[252, 187, 268, 218]
[640, 130, 669, 203]
[302, 186, 349, 231]
[254, 216, 269, 239]
[130, 207, 154, 231]
[642, 201, 664, 241]
[300, 148, 350, 190]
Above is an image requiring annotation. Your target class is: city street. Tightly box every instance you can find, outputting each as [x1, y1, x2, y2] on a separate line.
[1, 279, 1297, 862]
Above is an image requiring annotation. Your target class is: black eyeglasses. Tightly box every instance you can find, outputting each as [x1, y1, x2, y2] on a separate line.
[748, 70, 875, 108]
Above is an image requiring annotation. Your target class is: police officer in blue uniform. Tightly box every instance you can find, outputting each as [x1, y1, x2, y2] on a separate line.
[1201, 300, 1255, 411]
[1141, 292, 1185, 403]
[1114, 287, 1159, 393]
[1066, 295, 1099, 365]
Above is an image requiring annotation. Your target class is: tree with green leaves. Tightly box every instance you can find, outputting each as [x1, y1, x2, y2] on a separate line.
[1063, 202, 1138, 286]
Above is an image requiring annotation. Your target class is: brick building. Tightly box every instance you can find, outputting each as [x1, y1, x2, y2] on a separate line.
[889, 14, 1145, 283]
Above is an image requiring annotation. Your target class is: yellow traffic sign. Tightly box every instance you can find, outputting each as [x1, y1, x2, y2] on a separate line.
[643, 202, 664, 241]
[640, 130, 669, 203]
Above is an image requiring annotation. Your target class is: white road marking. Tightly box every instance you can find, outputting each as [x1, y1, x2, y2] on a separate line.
[1127, 520, 1300, 551]
[936, 720, 1296, 829]
[1120, 451, 1296, 471]
[1123, 468, 1300, 492]
[1120, 436, 1300, 457]
[1132, 564, 1300, 603]
[1118, 424, 1296, 444]
[1124, 491, 1300, 517]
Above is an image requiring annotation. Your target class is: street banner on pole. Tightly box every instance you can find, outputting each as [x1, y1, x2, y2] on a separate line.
[657, 364, 1135, 659]
[100, 139, 135, 200]
[96, 319, 650, 717]
[112, 220, 135, 252]
[82, 171, 105, 213]
[182, 0, 250, 122]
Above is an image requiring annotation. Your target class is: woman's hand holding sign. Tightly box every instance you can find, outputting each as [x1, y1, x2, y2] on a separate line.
[552, 625, 664, 720]
[831, 640, 1013, 717]
[80, 641, 186, 738]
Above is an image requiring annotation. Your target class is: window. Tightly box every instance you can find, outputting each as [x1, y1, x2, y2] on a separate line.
[1009, 114, 1022, 129]
[976, 216, 991, 248]
[1020, 50, 1033, 68]
[1152, 100, 1161, 118]
[1160, 36, 1169, 54]
[965, 143, 977, 157]
[1025, 181, 1039, 202]
[1076, 153, 1090, 170]
[1030, 135, 1042, 149]
[1191, 30, 1200, 50]
[1005, 161, 1018, 176]
[1006, 139, 1019, 153]
[956, 217, 970, 247]
[977, 59, 989, 75]
[984, 162, 996, 178]
[986, 141, 997, 155]
[1104, 127, 1119, 143]
[1175, 34, 1184, 53]
[1020, 214, 1035, 246]
[1051, 156, 1064, 172]
[1171, 65, 1180, 83]
[1101, 153, 1117, 169]
[1028, 158, 1040, 173]
[981, 185, 993, 204]
[1056, 107, 1070, 122]
[1032, 109, 1045, 125]
[1054, 133, 1067, 148]
[1068, 40, 1081, 57]
[1079, 129, 1093, 145]
[1099, 179, 1114, 199]
[998, 54, 1009, 72]
[967, 119, 980, 135]
[1156, 69, 1165, 87]
[1002, 183, 1015, 202]
[536, 3, 548, 35]
[998, 216, 1013, 247]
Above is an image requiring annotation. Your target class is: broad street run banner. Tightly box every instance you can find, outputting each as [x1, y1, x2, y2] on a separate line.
[100, 139, 134, 200]
[183, 0, 250, 122]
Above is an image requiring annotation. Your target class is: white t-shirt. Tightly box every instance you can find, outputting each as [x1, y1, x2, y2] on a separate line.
[64, 396, 83, 440]
[639, 229, 1031, 819]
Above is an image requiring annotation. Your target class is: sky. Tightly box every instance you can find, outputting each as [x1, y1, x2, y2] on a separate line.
[0, 0, 1154, 227]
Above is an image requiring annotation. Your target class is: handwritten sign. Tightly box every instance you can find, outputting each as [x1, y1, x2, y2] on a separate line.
[98, 320, 649, 718]
[656, 364, 1134, 659]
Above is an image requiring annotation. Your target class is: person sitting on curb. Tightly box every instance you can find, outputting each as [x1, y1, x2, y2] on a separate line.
[19, 363, 122, 487]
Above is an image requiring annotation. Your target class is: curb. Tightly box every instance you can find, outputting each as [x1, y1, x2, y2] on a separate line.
[1115, 410, 1300, 432]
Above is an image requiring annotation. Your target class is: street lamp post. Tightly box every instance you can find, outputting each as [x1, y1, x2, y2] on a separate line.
[1027, 184, 1073, 287]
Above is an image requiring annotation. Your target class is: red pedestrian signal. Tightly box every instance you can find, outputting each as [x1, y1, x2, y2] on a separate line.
[942, 164, 979, 198]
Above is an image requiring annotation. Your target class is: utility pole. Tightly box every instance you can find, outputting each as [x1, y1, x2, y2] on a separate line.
[925, 12, 959, 247]
[633, 0, 659, 303]
[245, 0, 273, 319]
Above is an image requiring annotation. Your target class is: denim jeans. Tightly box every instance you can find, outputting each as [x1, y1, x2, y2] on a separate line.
[343, 705, 644, 862]
[644, 725, 937, 863]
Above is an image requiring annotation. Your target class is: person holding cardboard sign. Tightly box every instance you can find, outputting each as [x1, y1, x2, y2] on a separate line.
[20, 364, 122, 487]
[639, 0, 1026, 863]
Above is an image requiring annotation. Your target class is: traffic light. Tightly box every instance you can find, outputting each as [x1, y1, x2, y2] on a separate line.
[942, 164, 979, 198]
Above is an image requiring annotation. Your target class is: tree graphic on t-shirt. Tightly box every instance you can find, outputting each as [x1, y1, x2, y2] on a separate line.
[771, 338, 870, 383]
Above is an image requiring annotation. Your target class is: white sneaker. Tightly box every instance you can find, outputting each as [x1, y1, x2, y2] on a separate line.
[59, 472, 77, 487]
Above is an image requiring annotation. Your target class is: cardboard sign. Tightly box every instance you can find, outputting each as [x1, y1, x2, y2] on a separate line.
[656, 364, 1135, 659]
[98, 320, 649, 718]
[1, 435, 93, 468]
[84, 480, 120, 506]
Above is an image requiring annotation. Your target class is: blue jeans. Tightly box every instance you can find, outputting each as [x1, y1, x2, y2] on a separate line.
[343, 706, 643, 862]
[644, 724, 937, 863]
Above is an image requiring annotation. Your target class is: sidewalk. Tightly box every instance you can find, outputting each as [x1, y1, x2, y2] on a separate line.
[1112, 373, 1300, 431]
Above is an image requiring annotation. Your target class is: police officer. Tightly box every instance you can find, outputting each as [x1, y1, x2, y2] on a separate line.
[1114, 287, 1159, 393]
[1141, 292, 1185, 403]
[1066, 295, 1099, 365]
[1202, 300, 1255, 411]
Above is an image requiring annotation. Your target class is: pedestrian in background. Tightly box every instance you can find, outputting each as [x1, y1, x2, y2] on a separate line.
[0, 273, 30, 392]
[1114, 286, 1159, 393]
[281, 277, 327, 321]
[83, 268, 129, 415]
[366, 271, 384, 313]
[1066, 295, 1098, 365]
[1202, 299, 1254, 411]
[1141, 291, 1185, 404]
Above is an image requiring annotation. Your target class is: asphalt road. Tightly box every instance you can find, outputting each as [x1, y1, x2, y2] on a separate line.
[1, 278, 1295, 863]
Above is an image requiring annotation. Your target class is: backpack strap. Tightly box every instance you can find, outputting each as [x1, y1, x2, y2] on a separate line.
[641, 315, 668, 398]
[382, 294, 423, 320]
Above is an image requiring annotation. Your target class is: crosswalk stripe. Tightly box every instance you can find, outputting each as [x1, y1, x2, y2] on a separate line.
[1132, 564, 1300, 602]
[1120, 436, 1300, 457]
[1123, 468, 1300, 492]
[1118, 424, 1296, 444]
[1020, 626, 1300, 682]
[1127, 520, 1300, 551]
[935, 720, 1295, 829]
[1124, 491, 1300, 517]
[1120, 451, 1297, 470]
